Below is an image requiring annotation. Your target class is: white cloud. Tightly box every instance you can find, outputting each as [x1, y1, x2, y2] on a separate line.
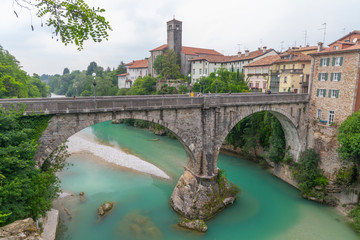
[1, 0, 359, 75]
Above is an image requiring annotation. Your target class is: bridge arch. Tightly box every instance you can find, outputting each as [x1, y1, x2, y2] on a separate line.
[213, 105, 305, 173]
[35, 112, 196, 171]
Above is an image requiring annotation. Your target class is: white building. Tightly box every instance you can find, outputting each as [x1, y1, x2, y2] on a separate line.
[117, 59, 149, 89]
[189, 47, 278, 82]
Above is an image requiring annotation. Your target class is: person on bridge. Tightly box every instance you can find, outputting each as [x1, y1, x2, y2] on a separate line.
[190, 91, 194, 97]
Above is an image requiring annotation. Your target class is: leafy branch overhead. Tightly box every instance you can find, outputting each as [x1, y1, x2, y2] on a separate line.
[13, 0, 112, 50]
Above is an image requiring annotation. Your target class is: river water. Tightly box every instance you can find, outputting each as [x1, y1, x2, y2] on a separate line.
[56, 121, 358, 240]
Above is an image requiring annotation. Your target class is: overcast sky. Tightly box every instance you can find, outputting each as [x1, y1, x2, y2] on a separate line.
[1, 0, 359, 75]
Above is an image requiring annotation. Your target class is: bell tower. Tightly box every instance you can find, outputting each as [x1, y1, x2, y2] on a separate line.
[167, 19, 182, 54]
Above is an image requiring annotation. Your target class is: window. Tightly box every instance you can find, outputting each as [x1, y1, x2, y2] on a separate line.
[199, 69, 202, 75]
[169, 25, 172, 30]
[214, 68, 217, 73]
[320, 58, 330, 66]
[333, 57, 343, 66]
[205, 69, 208, 74]
[302, 64, 305, 69]
[249, 83, 252, 88]
[316, 109, 322, 119]
[328, 89, 339, 98]
[328, 111, 335, 124]
[284, 76, 287, 83]
[283, 65, 286, 70]
[318, 73, 328, 81]
[176, 24, 179, 30]
[331, 72, 341, 81]
[193, 69, 195, 74]
[334, 46, 339, 50]
[317, 89, 326, 97]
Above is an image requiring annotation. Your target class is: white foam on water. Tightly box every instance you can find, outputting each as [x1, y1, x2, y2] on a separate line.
[66, 134, 170, 180]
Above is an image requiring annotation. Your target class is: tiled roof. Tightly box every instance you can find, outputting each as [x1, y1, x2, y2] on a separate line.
[310, 44, 360, 55]
[244, 55, 280, 67]
[127, 59, 148, 69]
[189, 49, 275, 63]
[275, 53, 311, 63]
[117, 73, 129, 76]
[150, 44, 222, 56]
[329, 30, 360, 45]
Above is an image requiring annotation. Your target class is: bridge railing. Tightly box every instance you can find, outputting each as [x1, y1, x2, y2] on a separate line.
[0, 93, 309, 115]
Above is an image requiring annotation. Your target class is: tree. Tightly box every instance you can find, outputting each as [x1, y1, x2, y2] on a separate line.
[338, 111, 360, 165]
[153, 50, 180, 80]
[13, 0, 112, 50]
[63, 68, 70, 75]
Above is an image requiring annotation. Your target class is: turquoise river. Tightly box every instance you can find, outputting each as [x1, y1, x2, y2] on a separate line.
[56, 121, 358, 240]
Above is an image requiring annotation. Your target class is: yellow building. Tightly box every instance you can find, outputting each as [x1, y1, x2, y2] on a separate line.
[269, 52, 311, 93]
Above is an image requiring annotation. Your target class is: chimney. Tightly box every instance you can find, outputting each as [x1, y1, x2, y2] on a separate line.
[237, 51, 242, 57]
[245, 50, 249, 57]
[262, 46, 267, 53]
[258, 47, 261, 51]
[317, 42, 323, 52]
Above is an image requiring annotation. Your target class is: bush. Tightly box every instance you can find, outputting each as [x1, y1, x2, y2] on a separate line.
[336, 166, 358, 187]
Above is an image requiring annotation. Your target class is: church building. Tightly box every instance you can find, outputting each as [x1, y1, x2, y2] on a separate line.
[148, 19, 223, 77]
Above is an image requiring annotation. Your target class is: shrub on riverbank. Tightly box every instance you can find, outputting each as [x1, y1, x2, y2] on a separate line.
[291, 149, 328, 201]
[0, 107, 68, 226]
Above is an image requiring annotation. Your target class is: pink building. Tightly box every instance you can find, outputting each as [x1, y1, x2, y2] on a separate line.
[244, 55, 280, 92]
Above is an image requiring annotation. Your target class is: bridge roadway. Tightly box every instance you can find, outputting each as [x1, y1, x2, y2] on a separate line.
[0, 92, 309, 115]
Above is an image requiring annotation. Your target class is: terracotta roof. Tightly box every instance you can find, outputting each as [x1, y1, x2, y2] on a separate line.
[150, 44, 168, 52]
[127, 59, 148, 69]
[182, 46, 222, 56]
[329, 30, 360, 45]
[310, 44, 360, 55]
[117, 73, 129, 76]
[150, 44, 222, 56]
[244, 55, 280, 67]
[275, 53, 311, 63]
[189, 49, 275, 63]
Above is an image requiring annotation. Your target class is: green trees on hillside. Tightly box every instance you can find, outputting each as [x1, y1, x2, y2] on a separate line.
[0, 46, 50, 98]
[0, 107, 68, 226]
[153, 50, 181, 80]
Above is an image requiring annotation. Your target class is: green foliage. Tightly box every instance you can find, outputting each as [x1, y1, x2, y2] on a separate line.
[225, 111, 285, 162]
[126, 76, 157, 95]
[48, 61, 122, 97]
[17, 0, 113, 50]
[336, 166, 358, 187]
[338, 111, 360, 165]
[292, 149, 328, 197]
[156, 84, 178, 95]
[0, 46, 50, 98]
[0, 107, 67, 226]
[153, 50, 180, 80]
[348, 205, 360, 233]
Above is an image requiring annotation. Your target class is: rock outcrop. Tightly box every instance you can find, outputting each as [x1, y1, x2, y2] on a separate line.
[178, 218, 207, 232]
[97, 202, 115, 220]
[170, 170, 239, 221]
[0, 218, 42, 240]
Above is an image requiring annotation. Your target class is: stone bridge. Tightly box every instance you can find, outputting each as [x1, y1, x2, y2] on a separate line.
[1, 93, 309, 220]
[1, 93, 309, 177]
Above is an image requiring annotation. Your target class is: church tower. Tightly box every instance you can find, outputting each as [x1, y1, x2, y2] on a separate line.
[167, 19, 182, 54]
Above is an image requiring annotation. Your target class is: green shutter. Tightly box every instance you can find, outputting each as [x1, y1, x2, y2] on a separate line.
[331, 73, 333, 81]
[327, 58, 330, 66]
[332, 57, 335, 66]
[318, 73, 321, 81]
[325, 73, 328, 81]
[336, 90, 339, 98]
[328, 89, 332, 97]
[320, 58, 323, 66]
[338, 72, 341, 81]
[317, 89, 320, 96]
[340, 57, 343, 66]
[323, 89, 326, 97]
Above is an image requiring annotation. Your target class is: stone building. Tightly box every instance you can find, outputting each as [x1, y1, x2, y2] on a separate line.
[148, 19, 223, 77]
[269, 52, 311, 93]
[243, 55, 280, 92]
[189, 47, 278, 82]
[307, 30, 360, 180]
[117, 59, 148, 88]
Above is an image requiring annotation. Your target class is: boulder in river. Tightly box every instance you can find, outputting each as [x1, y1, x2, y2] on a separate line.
[178, 218, 207, 232]
[97, 202, 115, 220]
[0, 218, 41, 239]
